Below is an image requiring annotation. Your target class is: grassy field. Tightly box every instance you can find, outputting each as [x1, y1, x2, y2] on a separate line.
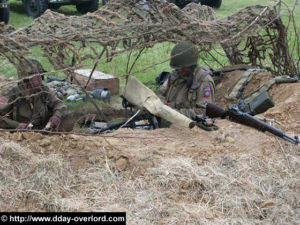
[2, 0, 300, 86]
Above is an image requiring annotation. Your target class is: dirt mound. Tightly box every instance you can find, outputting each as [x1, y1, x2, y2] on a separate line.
[267, 83, 300, 132]
[215, 67, 275, 108]
[0, 69, 299, 224]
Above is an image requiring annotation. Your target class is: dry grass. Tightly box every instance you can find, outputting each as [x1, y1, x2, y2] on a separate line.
[0, 139, 75, 211]
[0, 137, 299, 224]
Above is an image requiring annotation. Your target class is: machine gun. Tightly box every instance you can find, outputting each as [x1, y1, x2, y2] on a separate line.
[206, 103, 299, 145]
[100, 113, 159, 134]
[87, 97, 160, 134]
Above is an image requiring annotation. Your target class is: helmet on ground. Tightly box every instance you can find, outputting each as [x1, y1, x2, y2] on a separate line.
[170, 42, 199, 69]
[17, 58, 46, 79]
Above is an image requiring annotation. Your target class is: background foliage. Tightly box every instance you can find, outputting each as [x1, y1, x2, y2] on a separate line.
[2, 0, 299, 86]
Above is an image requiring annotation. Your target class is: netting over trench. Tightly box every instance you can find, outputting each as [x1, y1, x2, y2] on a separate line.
[0, 0, 298, 78]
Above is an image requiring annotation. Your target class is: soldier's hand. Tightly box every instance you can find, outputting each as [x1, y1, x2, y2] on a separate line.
[194, 115, 214, 126]
[204, 117, 214, 126]
[49, 115, 61, 129]
[163, 101, 173, 108]
[17, 123, 30, 130]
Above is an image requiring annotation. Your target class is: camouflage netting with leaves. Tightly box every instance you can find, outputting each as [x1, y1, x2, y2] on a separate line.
[0, 0, 299, 77]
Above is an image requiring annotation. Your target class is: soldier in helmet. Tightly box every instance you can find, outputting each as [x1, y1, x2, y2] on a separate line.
[157, 41, 215, 119]
[0, 58, 67, 130]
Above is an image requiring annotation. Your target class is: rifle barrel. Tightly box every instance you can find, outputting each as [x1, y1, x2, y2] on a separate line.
[282, 134, 299, 145]
[212, 67, 256, 76]
[207, 103, 299, 145]
[229, 108, 298, 145]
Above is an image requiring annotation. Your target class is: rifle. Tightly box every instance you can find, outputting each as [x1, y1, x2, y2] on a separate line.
[211, 67, 257, 76]
[206, 103, 299, 145]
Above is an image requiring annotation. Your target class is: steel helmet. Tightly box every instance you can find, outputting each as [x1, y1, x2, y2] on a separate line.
[17, 58, 46, 79]
[170, 42, 199, 69]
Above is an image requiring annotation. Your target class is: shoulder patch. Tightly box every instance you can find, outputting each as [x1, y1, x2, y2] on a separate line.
[203, 88, 211, 98]
[0, 95, 8, 105]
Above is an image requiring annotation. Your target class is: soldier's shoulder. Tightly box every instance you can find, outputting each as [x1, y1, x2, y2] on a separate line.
[203, 73, 214, 83]
[194, 65, 209, 74]
[194, 66, 214, 83]
[41, 85, 61, 100]
[41, 85, 51, 91]
[41, 85, 57, 96]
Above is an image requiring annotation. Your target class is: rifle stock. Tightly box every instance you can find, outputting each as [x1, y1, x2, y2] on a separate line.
[206, 103, 226, 119]
[206, 103, 299, 145]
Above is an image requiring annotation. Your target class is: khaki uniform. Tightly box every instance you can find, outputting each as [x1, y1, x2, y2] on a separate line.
[157, 65, 215, 118]
[0, 85, 67, 129]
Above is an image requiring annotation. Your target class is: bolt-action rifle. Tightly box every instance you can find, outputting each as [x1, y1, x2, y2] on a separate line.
[205, 103, 299, 145]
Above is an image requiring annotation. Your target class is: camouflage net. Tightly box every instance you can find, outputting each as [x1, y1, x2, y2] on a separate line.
[0, 0, 299, 77]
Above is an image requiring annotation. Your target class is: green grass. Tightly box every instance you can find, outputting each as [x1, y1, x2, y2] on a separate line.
[2, 0, 299, 86]
[6, 0, 33, 28]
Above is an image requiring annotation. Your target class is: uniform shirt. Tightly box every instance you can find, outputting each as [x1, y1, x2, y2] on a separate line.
[157, 65, 215, 118]
[0, 85, 67, 129]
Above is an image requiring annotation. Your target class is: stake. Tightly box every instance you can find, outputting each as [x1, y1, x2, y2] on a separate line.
[71, 72, 107, 121]
[84, 48, 106, 89]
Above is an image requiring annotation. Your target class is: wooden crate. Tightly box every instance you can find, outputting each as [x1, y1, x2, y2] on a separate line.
[72, 69, 120, 94]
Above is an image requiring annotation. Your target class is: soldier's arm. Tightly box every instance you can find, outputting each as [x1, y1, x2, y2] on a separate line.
[156, 84, 168, 103]
[47, 88, 67, 119]
[156, 72, 174, 104]
[195, 78, 215, 111]
[0, 95, 20, 129]
[0, 117, 20, 129]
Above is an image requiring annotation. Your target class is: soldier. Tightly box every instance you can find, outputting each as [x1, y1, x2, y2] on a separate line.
[157, 41, 215, 119]
[0, 59, 67, 130]
[168, 0, 222, 9]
